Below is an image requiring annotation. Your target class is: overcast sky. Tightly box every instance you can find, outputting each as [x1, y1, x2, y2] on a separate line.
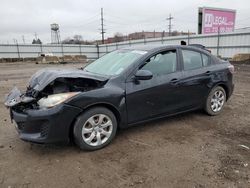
[1, 0, 249, 44]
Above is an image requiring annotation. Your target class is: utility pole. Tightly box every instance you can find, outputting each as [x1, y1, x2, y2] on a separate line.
[100, 8, 105, 44]
[166, 14, 173, 36]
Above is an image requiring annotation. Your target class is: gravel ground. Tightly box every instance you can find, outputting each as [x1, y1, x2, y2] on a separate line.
[0, 62, 249, 188]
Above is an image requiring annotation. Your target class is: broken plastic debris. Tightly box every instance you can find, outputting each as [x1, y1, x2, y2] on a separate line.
[234, 170, 240, 173]
[238, 144, 249, 150]
[4, 87, 22, 107]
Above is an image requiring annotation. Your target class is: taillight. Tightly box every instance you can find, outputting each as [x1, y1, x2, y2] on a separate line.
[228, 64, 235, 74]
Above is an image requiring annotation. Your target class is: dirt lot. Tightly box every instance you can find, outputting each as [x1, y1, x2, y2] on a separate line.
[0, 62, 249, 188]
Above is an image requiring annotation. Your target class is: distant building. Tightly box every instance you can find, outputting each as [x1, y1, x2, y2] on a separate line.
[106, 36, 128, 43]
[97, 30, 195, 44]
[128, 31, 167, 40]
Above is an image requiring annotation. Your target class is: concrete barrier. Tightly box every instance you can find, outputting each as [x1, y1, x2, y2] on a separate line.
[75, 55, 87, 63]
[60, 55, 75, 62]
[0, 58, 24, 63]
[24, 57, 37, 62]
[36, 56, 59, 64]
[59, 55, 87, 63]
[0, 55, 87, 64]
[232, 53, 250, 62]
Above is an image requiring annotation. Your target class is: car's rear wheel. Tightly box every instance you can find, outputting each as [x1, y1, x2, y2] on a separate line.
[73, 107, 117, 150]
[205, 86, 226, 116]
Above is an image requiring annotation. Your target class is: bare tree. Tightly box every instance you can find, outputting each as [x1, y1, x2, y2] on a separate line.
[32, 38, 42, 44]
[113, 32, 124, 43]
[73, 35, 83, 44]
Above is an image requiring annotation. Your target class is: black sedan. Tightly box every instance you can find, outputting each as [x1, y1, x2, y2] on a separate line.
[4, 45, 234, 150]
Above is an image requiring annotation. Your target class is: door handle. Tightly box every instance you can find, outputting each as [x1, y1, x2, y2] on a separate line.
[170, 78, 179, 84]
[205, 71, 211, 75]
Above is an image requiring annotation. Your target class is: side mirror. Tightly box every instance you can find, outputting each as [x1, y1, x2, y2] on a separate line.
[135, 70, 153, 80]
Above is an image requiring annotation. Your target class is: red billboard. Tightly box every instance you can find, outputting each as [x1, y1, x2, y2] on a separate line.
[199, 7, 236, 34]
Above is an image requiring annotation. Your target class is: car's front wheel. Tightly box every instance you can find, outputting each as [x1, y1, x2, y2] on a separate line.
[205, 86, 226, 116]
[73, 107, 117, 150]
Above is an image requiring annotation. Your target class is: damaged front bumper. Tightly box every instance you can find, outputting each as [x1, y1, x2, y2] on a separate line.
[5, 88, 82, 144]
[4, 87, 35, 107]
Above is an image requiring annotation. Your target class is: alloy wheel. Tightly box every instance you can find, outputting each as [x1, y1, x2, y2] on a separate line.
[210, 90, 225, 112]
[81, 114, 113, 146]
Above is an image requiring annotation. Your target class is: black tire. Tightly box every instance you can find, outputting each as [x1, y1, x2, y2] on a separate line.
[73, 107, 117, 151]
[205, 86, 226, 116]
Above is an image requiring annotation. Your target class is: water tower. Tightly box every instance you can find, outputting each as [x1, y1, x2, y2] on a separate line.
[51, 23, 61, 44]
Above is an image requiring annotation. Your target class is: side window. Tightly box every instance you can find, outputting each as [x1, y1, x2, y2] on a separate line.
[182, 50, 203, 71]
[141, 50, 177, 76]
[202, 53, 209, 66]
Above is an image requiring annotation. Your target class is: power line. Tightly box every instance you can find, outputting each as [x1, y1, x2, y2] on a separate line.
[74, 18, 99, 28]
[105, 19, 165, 27]
[237, 16, 250, 23]
[106, 13, 165, 25]
[166, 14, 173, 36]
[235, 26, 250, 30]
[81, 13, 100, 22]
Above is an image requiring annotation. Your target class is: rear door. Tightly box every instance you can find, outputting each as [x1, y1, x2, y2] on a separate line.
[179, 48, 212, 108]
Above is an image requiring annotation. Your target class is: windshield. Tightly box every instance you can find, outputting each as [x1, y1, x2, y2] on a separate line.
[84, 49, 147, 76]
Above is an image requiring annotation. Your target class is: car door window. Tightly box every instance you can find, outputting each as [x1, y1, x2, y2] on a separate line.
[182, 50, 203, 70]
[202, 53, 209, 66]
[141, 50, 177, 75]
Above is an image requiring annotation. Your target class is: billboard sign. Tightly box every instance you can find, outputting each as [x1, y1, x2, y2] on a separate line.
[201, 7, 236, 34]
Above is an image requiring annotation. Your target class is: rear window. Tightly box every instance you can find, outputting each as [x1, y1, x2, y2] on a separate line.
[182, 50, 203, 70]
[202, 54, 209, 66]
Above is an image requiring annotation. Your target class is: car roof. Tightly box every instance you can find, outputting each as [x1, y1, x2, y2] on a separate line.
[123, 45, 174, 52]
[123, 45, 208, 53]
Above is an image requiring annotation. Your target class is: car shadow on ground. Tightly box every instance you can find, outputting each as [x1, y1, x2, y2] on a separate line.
[24, 109, 207, 154]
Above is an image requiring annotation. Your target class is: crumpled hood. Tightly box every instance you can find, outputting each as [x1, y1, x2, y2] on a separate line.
[29, 68, 109, 91]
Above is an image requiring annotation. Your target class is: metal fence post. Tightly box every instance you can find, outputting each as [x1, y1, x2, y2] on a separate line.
[217, 27, 220, 56]
[79, 44, 82, 55]
[40, 43, 43, 54]
[161, 31, 165, 44]
[96, 44, 100, 59]
[16, 43, 20, 58]
[61, 43, 64, 61]
[61, 44, 64, 56]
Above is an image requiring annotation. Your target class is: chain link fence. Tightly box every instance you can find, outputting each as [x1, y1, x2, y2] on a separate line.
[0, 30, 250, 60]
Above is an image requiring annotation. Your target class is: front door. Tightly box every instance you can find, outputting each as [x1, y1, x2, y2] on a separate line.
[125, 49, 184, 124]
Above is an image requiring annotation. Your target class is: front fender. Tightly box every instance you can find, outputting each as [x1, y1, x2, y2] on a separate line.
[66, 86, 128, 128]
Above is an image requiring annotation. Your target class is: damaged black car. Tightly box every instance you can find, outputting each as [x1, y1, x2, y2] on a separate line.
[4, 45, 234, 150]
